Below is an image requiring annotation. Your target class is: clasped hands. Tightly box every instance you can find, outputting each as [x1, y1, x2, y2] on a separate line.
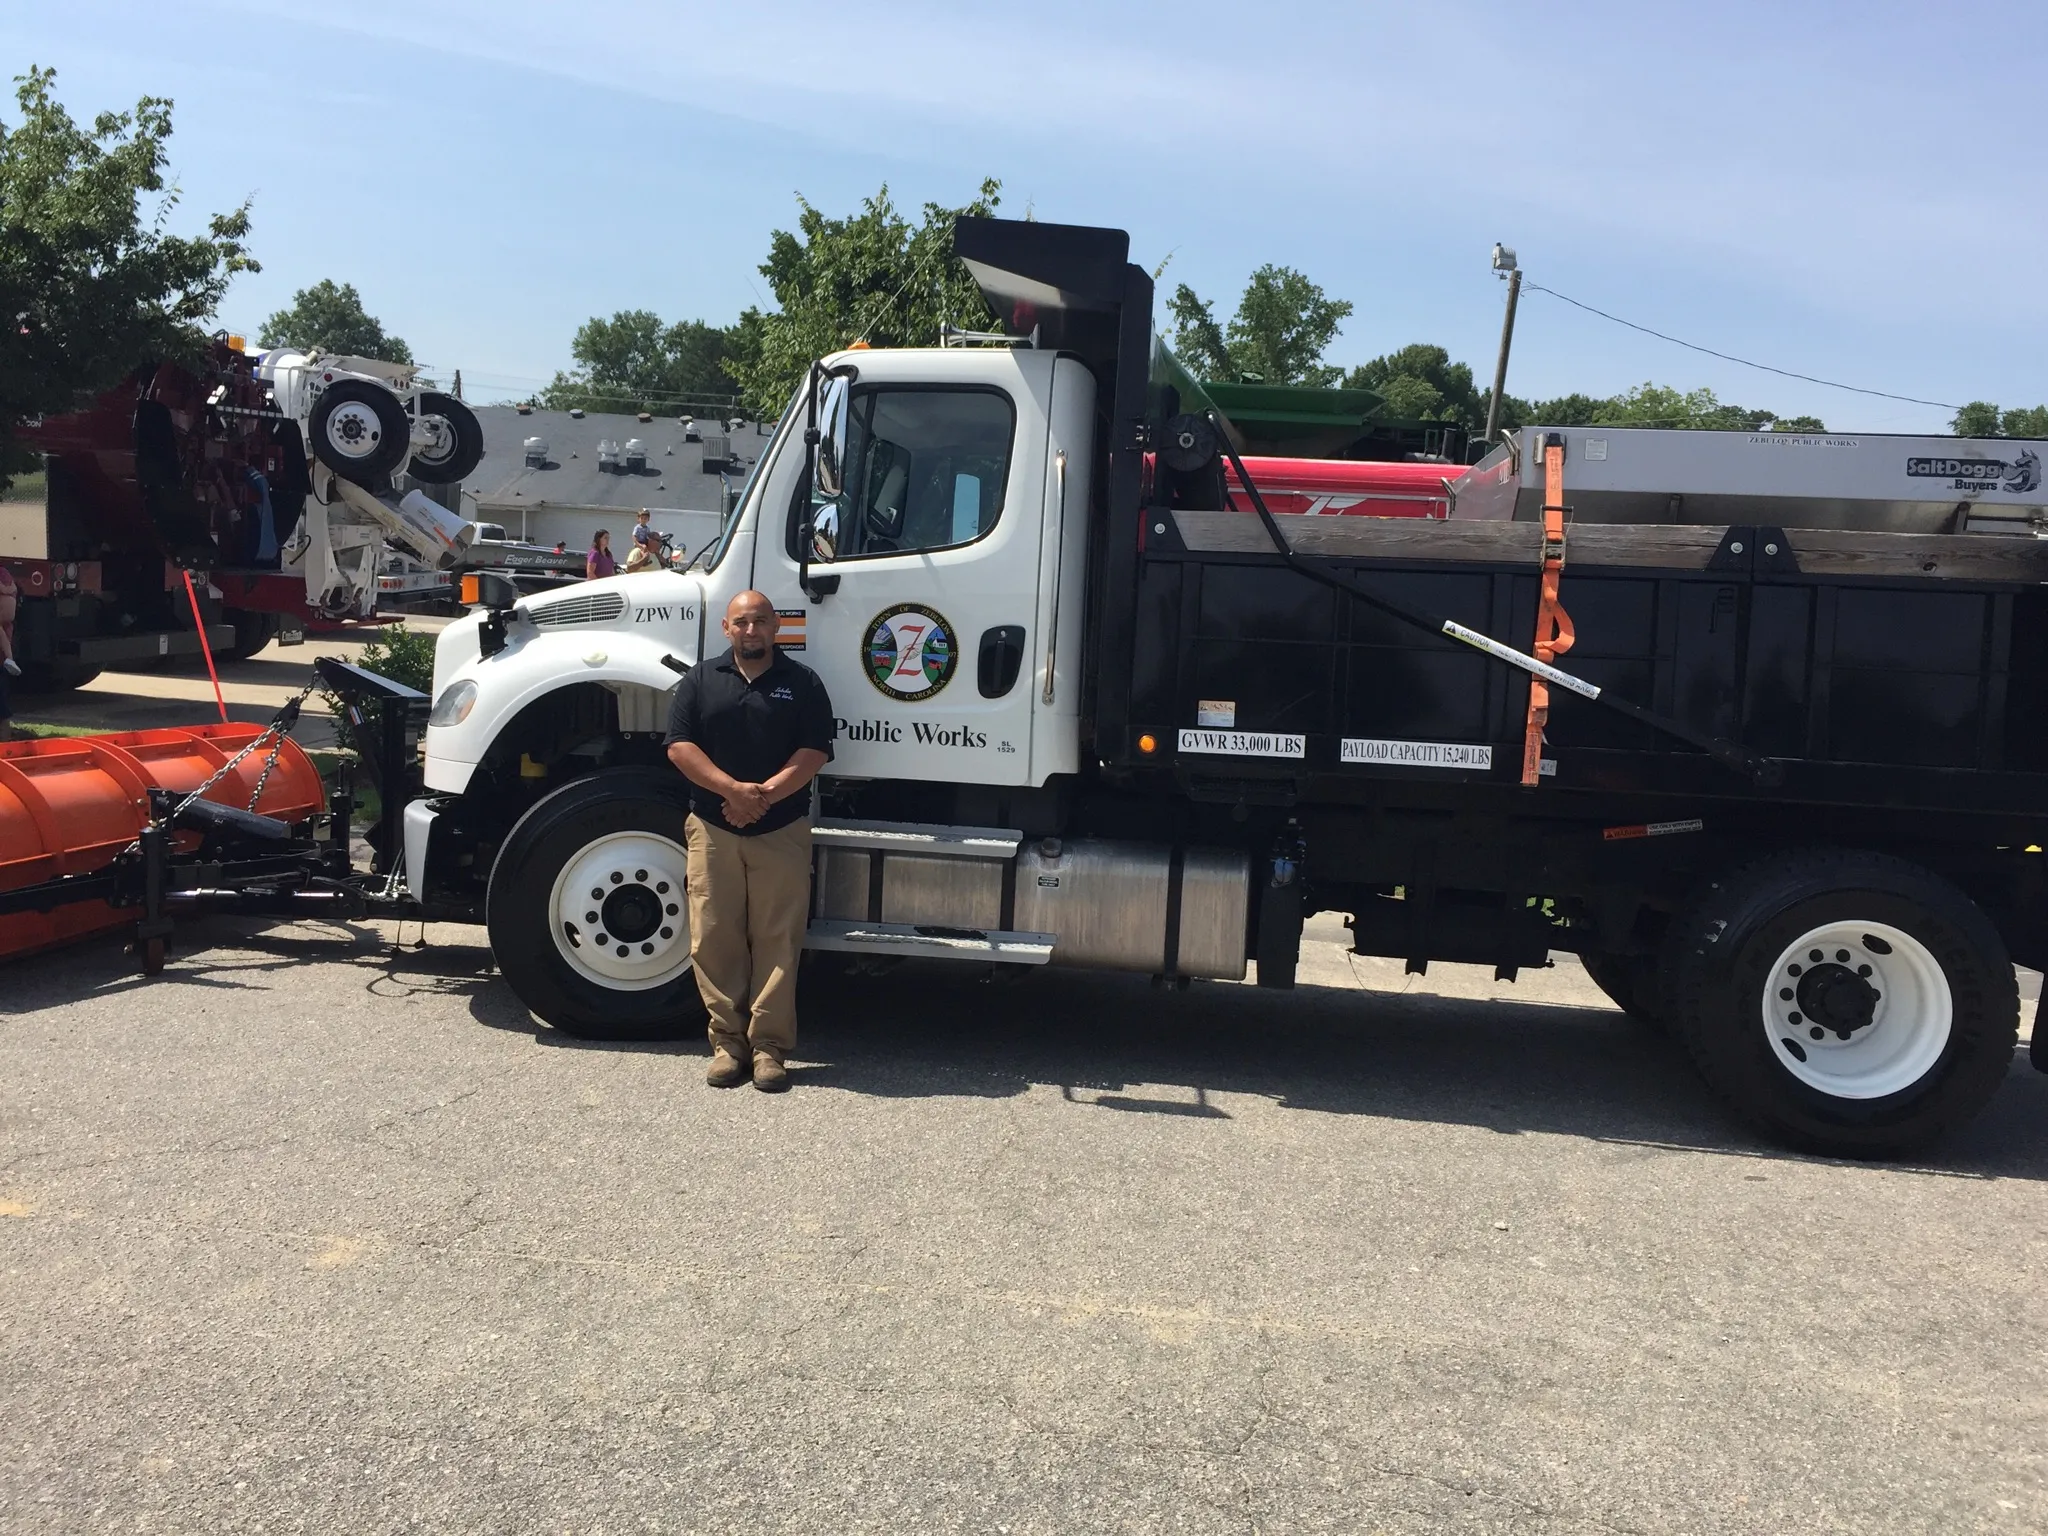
[720, 781, 773, 827]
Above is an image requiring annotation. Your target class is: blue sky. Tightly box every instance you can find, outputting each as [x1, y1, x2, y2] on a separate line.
[6, 0, 2042, 432]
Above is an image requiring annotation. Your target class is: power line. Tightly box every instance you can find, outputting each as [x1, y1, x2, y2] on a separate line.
[1521, 281, 1959, 412]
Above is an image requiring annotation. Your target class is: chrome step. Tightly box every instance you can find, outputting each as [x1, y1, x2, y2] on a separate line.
[810, 818, 1021, 861]
[804, 918, 1054, 965]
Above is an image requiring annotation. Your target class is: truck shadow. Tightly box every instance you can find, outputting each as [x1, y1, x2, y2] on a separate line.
[475, 951, 2048, 1183]
[11, 923, 2039, 1181]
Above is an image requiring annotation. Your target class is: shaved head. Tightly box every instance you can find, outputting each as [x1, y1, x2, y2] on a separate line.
[723, 590, 779, 665]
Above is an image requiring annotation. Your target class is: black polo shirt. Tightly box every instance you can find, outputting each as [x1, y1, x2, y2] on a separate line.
[664, 647, 835, 834]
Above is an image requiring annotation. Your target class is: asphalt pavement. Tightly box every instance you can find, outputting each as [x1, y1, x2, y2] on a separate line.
[3, 912, 2044, 1534]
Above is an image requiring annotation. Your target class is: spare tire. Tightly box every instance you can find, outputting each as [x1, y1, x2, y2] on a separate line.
[309, 379, 410, 485]
[406, 392, 484, 484]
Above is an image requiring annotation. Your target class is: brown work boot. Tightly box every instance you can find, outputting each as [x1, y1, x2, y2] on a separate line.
[751, 1052, 790, 1094]
[705, 1047, 751, 1088]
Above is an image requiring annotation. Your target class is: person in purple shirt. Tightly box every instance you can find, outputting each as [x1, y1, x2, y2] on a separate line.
[585, 529, 616, 580]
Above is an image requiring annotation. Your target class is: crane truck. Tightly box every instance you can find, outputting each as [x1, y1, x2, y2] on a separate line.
[8, 216, 2048, 1159]
[5, 338, 485, 688]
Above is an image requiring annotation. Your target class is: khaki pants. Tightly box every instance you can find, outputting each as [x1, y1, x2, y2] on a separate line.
[684, 814, 812, 1062]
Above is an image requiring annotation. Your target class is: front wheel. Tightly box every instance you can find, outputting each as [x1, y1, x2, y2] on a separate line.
[486, 769, 708, 1040]
[1668, 850, 2018, 1157]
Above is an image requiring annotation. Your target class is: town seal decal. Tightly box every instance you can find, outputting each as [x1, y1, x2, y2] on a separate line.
[863, 604, 958, 702]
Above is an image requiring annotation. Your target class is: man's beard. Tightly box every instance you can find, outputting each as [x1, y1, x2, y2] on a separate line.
[736, 637, 770, 659]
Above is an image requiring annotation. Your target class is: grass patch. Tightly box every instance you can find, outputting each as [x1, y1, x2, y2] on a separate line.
[9, 720, 100, 739]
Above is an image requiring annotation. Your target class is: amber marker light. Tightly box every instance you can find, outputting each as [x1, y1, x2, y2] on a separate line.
[460, 574, 480, 605]
[1137, 733, 1158, 754]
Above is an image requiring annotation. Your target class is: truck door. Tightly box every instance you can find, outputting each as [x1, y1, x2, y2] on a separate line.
[752, 350, 1058, 787]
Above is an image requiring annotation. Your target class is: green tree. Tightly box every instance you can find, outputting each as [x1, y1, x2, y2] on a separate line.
[260, 279, 411, 363]
[726, 178, 1004, 419]
[1167, 266, 1353, 386]
[1952, 400, 2048, 438]
[1566, 382, 1819, 432]
[1525, 392, 1608, 427]
[0, 66, 257, 488]
[1952, 401, 2002, 437]
[1345, 344, 1489, 429]
[541, 311, 738, 415]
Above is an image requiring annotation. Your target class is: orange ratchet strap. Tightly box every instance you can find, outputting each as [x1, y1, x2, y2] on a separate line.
[1522, 433, 1575, 786]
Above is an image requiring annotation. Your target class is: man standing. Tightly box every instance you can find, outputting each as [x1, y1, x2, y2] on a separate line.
[664, 591, 834, 1091]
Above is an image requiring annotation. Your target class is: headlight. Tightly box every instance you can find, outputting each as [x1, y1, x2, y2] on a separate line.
[428, 679, 478, 727]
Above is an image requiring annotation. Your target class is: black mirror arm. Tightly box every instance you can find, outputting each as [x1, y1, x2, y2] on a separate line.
[796, 361, 822, 600]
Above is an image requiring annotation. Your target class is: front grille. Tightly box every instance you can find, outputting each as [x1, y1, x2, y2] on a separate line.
[527, 591, 626, 627]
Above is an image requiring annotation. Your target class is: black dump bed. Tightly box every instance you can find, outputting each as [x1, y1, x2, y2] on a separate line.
[953, 215, 2048, 849]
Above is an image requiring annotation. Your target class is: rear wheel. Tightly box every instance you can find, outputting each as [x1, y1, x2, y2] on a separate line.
[1668, 850, 2017, 1157]
[220, 609, 277, 663]
[15, 661, 101, 693]
[486, 769, 707, 1040]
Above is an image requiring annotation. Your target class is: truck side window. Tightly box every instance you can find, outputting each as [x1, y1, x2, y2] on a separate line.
[804, 387, 1014, 562]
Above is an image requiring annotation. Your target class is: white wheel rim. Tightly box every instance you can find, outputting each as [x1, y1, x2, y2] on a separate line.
[1760, 920, 1950, 1100]
[546, 831, 692, 991]
[323, 400, 385, 460]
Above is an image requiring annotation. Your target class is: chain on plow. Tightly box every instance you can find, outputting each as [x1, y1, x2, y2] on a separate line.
[120, 678, 322, 856]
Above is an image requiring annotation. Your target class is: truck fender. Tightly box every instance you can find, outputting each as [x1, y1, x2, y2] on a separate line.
[423, 628, 689, 794]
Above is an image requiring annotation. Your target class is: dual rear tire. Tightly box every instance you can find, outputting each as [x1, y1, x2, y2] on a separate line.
[1661, 851, 2018, 1157]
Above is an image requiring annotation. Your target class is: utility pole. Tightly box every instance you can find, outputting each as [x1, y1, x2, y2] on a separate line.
[1484, 244, 1521, 445]
[453, 368, 464, 402]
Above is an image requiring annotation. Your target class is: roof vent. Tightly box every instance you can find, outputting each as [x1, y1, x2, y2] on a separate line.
[637, 411, 652, 422]
[597, 438, 620, 473]
[516, 403, 532, 415]
[523, 436, 548, 467]
[568, 407, 585, 419]
[623, 438, 647, 471]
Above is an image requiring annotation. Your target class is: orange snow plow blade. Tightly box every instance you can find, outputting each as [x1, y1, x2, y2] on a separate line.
[0, 724, 324, 961]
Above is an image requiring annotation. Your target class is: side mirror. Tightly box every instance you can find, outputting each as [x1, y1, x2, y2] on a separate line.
[811, 502, 840, 563]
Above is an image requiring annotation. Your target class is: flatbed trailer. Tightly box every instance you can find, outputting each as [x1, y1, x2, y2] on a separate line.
[9, 217, 2046, 1157]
